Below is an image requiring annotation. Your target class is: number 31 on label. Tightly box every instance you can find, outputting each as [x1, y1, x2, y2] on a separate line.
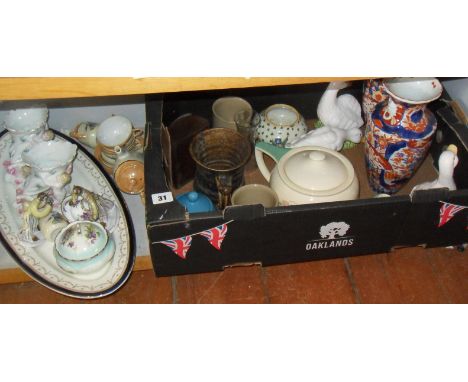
[151, 192, 174, 205]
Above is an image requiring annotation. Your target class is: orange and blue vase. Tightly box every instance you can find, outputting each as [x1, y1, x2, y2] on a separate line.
[364, 78, 443, 194]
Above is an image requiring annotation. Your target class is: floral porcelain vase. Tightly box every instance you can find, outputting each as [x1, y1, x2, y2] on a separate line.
[1, 105, 53, 188]
[364, 78, 443, 194]
[362, 79, 388, 127]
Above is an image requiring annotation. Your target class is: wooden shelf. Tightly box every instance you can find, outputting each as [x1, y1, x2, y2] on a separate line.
[0, 77, 368, 101]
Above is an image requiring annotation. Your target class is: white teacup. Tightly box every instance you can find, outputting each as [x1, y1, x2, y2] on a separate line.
[96, 115, 133, 148]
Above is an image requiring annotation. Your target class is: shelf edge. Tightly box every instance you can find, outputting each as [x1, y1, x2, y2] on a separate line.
[0, 77, 370, 101]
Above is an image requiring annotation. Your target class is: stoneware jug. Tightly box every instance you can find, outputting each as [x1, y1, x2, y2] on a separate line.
[190, 128, 251, 209]
[364, 77, 443, 194]
[255, 141, 359, 206]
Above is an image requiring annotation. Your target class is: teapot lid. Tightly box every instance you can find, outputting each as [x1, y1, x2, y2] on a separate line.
[279, 146, 355, 196]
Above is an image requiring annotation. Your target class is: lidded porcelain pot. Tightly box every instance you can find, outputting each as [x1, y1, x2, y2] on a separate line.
[54, 221, 115, 275]
[255, 143, 359, 205]
[55, 221, 108, 261]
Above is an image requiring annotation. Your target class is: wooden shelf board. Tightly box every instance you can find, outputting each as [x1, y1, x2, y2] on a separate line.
[0, 77, 369, 101]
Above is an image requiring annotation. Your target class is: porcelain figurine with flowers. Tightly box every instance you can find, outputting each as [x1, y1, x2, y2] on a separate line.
[364, 78, 443, 194]
[1, 104, 55, 191]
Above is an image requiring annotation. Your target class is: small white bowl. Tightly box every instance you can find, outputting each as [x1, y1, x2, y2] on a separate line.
[96, 115, 133, 147]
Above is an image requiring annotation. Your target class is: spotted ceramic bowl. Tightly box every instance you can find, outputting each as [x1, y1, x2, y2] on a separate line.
[256, 104, 307, 146]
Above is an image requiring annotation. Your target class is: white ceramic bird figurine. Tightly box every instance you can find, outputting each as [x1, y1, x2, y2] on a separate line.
[285, 125, 362, 151]
[317, 81, 364, 131]
[412, 145, 459, 192]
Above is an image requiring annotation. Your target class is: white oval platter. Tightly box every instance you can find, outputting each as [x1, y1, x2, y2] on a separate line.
[0, 130, 136, 299]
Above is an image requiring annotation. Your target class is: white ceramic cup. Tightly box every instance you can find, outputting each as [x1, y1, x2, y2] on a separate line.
[212, 97, 253, 129]
[96, 115, 133, 147]
[231, 184, 279, 208]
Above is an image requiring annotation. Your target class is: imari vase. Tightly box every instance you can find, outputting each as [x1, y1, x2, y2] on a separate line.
[364, 78, 443, 194]
[362, 79, 389, 128]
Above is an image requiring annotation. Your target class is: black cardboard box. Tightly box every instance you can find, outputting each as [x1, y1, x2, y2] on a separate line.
[144, 81, 467, 277]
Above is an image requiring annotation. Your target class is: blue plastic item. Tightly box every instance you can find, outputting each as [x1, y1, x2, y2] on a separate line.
[176, 191, 215, 213]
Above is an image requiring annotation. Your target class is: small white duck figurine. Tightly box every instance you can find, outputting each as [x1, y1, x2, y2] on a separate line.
[317, 81, 364, 131]
[285, 124, 362, 151]
[412, 145, 459, 192]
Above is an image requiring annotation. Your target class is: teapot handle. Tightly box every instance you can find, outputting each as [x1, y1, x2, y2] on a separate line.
[254, 141, 290, 182]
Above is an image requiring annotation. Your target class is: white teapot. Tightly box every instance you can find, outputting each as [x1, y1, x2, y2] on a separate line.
[255, 142, 359, 206]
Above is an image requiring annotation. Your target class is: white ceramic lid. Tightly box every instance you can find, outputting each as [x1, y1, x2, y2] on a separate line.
[279, 146, 355, 196]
